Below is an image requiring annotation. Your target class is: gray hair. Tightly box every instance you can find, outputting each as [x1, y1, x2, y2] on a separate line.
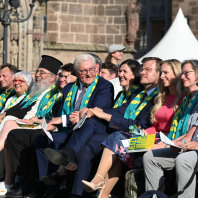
[14, 71, 33, 88]
[74, 54, 96, 71]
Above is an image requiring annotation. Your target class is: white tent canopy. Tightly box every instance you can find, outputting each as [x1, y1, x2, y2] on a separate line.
[138, 8, 198, 62]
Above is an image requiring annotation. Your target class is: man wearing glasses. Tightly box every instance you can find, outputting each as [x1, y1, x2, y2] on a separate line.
[4, 55, 63, 197]
[6, 54, 114, 198]
[43, 57, 161, 198]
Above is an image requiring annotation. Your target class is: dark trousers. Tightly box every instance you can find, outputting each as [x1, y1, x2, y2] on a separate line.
[67, 117, 109, 158]
[35, 132, 69, 180]
[35, 117, 108, 180]
[6, 129, 42, 182]
[71, 133, 109, 196]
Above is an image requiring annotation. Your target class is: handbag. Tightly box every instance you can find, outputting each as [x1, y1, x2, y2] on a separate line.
[125, 169, 145, 198]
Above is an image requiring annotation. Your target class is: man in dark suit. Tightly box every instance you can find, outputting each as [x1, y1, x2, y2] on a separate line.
[6, 54, 114, 198]
[44, 57, 162, 198]
[34, 53, 114, 179]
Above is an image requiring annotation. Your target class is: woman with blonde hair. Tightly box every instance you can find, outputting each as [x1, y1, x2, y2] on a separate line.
[82, 59, 185, 198]
[144, 59, 185, 147]
[143, 59, 198, 198]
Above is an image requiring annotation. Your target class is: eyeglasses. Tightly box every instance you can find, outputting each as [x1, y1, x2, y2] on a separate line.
[12, 79, 25, 84]
[180, 70, 194, 77]
[35, 70, 51, 75]
[78, 67, 96, 75]
[140, 67, 154, 73]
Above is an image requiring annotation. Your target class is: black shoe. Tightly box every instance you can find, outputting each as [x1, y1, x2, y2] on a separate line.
[42, 174, 66, 186]
[5, 187, 23, 198]
[44, 148, 77, 171]
[23, 182, 46, 198]
[23, 191, 42, 198]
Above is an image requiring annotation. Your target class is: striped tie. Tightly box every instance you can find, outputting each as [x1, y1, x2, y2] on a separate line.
[74, 86, 87, 111]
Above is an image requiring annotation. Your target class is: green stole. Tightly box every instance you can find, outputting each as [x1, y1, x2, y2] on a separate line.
[124, 87, 158, 120]
[39, 92, 63, 118]
[5, 91, 27, 111]
[35, 85, 59, 117]
[62, 75, 99, 115]
[113, 85, 140, 108]
[168, 91, 198, 140]
[0, 88, 15, 111]
[21, 90, 42, 109]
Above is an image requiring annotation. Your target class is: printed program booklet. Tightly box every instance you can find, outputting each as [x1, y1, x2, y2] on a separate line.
[126, 133, 156, 153]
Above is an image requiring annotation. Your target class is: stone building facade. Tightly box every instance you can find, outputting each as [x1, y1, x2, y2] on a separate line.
[0, 0, 198, 71]
[44, 0, 134, 65]
[0, 1, 44, 71]
[43, 0, 198, 65]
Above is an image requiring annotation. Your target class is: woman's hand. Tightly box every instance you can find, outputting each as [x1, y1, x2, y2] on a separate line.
[142, 129, 148, 136]
[89, 107, 105, 118]
[173, 139, 185, 148]
[79, 107, 94, 119]
[183, 141, 198, 152]
[16, 119, 34, 125]
[67, 75, 77, 83]
[89, 107, 111, 122]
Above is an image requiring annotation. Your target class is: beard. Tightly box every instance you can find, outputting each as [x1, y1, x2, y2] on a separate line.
[30, 78, 52, 97]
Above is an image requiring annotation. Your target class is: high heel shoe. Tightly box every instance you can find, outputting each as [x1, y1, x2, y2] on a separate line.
[82, 174, 105, 193]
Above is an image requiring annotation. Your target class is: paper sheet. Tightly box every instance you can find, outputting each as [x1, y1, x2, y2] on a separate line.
[73, 112, 88, 130]
[42, 118, 53, 141]
[159, 132, 182, 149]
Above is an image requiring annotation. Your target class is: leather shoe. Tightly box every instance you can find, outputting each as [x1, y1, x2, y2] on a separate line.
[5, 187, 23, 198]
[42, 174, 66, 186]
[23, 191, 42, 198]
[44, 148, 77, 171]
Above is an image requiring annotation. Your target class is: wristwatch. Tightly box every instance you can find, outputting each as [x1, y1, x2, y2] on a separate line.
[165, 144, 170, 148]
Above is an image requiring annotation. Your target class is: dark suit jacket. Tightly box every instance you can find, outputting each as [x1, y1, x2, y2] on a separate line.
[105, 87, 156, 132]
[57, 76, 114, 126]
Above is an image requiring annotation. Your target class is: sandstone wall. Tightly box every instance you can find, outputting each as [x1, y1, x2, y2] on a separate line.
[44, 0, 134, 64]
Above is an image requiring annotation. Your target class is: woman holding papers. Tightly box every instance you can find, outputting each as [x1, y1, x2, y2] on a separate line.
[143, 59, 198, 198]
[82, 59, 184, 198]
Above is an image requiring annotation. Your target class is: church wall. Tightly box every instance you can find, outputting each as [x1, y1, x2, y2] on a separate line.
[43, 0, 134, 64]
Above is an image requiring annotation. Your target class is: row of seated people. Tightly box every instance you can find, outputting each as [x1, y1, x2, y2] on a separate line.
[0, 53, 197, 198]
[0, 53, 117, 197]
[0, 55, 76, 195]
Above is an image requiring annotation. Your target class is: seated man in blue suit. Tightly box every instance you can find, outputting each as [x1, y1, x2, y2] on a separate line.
[5, 54, 114, 198]
[44, 57, 161, 198]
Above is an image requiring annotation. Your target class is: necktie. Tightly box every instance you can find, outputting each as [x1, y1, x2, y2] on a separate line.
[74, 86, 87, 111]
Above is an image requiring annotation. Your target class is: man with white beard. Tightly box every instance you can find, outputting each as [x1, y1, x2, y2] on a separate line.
[0, 55, 63, 197]
[23, 55, 63, 119]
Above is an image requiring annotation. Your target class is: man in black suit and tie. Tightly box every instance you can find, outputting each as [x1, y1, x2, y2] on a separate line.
[5, 54, 114, 198]
[44, 57, 162, 198]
